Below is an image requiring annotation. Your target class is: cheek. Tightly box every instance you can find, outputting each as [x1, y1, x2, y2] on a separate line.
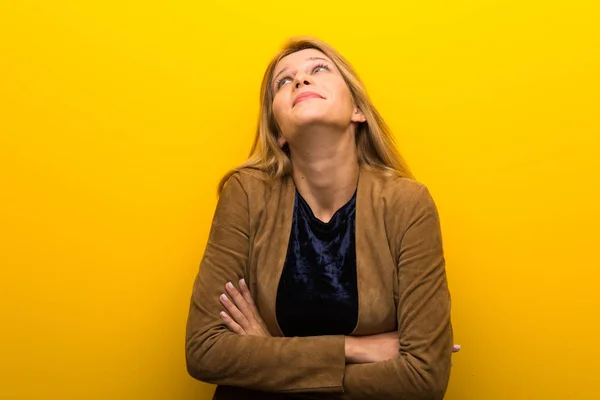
[337, 83, 354, 107]
[325, 79, 353, 111]
[272, 96, 292, 134]
[272, 98, 285, 123]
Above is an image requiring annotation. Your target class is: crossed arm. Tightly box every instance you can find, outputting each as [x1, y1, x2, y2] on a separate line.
[185, 175, 455, 399]
[218, 278, 442, 364]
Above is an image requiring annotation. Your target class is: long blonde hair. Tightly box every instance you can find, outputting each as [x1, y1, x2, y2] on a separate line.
[218, 36, 412, 194]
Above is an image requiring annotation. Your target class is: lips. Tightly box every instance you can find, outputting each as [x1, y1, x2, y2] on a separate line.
[293, 91, 324, 107]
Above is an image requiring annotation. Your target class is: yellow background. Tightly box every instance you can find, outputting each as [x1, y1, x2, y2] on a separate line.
[1, 0, 598, 399]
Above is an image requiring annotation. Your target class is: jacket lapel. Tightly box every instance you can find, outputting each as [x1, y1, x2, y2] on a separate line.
[254, 174, 295, 337]
[353, 168, 398, 335]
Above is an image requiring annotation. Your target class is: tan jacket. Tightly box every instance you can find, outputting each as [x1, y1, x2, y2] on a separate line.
[185, 167, 453, 400]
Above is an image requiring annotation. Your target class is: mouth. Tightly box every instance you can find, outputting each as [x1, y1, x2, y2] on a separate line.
[293, 92, 324, 107]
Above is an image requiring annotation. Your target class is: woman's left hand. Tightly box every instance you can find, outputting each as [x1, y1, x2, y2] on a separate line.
[219, 279, 271, 337]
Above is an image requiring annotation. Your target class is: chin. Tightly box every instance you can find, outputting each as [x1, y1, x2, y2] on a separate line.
[292, 107, 329, 124]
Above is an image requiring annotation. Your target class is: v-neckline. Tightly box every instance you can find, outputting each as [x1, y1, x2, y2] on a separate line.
[289, 169, 362, 225]
[295, 188, 357, 227]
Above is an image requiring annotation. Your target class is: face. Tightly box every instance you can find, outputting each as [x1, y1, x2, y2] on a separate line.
[271, 48, 366, 147]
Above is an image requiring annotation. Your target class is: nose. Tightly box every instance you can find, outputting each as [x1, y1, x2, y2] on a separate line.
[293, 71, 312, 90]
[294, 79, 310, 89]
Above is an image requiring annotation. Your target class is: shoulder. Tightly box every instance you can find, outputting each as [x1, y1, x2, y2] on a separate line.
[215, 169, 289, 226]
[222, 168, 288, 201]
[362, 169, 440, 241]
[362, 168, 432, 210]
[363, 170, 442, 254]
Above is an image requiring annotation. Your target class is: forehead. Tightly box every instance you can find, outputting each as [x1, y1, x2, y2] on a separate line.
[274, 48, 330, 71]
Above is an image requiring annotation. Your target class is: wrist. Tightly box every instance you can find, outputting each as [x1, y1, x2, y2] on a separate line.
[344, 336, 360, 364]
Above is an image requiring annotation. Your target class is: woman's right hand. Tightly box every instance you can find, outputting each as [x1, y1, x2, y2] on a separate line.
[345, 332, 461, 364]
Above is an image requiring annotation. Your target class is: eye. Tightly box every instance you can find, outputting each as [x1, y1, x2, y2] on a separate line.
[275, 76, 292, 90]
[274, 63, 331, 91]
[312, 63, 330, 73]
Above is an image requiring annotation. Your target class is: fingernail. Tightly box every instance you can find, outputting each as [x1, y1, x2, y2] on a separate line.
[226, 282, 234, 290]
[239, 278, 246, 287]
[220, 311, 227, 319]
[454, 344, 461, 350]
[220, 294, 228, 302]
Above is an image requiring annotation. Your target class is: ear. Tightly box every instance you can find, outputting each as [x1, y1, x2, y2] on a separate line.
[277, 136, 287, 148]
[351, 107, 367, 123]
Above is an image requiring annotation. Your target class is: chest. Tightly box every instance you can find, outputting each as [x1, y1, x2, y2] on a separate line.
[246, 190, 399, 337]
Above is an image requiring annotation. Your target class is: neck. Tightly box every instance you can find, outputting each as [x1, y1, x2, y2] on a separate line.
[289, 127, 359, 223]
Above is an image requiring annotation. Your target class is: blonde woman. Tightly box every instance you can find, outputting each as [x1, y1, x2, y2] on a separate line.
[186, 37, 457, 400]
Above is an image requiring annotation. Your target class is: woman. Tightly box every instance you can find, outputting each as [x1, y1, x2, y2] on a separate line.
[186, 36, 456, 400]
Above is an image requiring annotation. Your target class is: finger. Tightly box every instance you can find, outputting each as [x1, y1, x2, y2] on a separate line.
[220, 293, 250, 329]
[453, 344, 461, 353]
[219, 311, 246, 335]
[239, 279, 259, 314]
[239, 279, 271, 334]
[226, 282, 255, 320]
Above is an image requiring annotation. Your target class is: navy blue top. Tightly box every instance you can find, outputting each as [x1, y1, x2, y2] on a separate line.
[275, 189, 359, 337]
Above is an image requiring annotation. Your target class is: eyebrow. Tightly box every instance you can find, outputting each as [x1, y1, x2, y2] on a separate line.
[273, 56, 331, 86]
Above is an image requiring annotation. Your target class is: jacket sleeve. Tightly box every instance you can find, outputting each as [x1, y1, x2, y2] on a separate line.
[340, 184, 453, 400]
[185, 173, 346, 394]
